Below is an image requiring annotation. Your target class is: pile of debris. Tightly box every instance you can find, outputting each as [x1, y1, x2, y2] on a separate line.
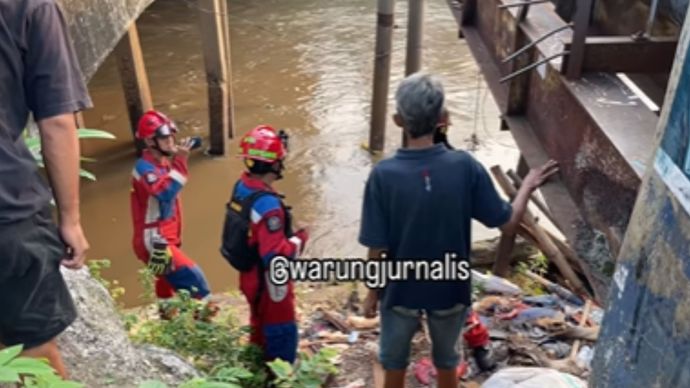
[295, 265, 600, 387]
[471, 270, 601, 382]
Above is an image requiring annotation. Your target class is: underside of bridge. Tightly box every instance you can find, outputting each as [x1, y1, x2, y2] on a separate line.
[58, 0, 154, 82]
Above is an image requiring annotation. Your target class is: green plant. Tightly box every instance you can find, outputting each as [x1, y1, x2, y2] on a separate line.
[516, 252, 548, 277]
[471, 278, 485, 301]
[138, 267, 157, 303]
[139, 379, 238, 388]
[268, 347, 339, 388]
[129, 290, 267, 387]
[87, 258, 126, 303]
[514, 253, 549, 295]
[0, 345, 83, 387]
[24, 127, 116, 181]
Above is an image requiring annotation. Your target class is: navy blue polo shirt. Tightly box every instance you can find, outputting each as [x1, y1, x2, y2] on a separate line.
[358, 143, 512, 310]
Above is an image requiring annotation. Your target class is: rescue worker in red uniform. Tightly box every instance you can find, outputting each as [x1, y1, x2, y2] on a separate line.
[435, 111, 496, 372]
[130, 110, 212, 306]
[221, 125, 309, 364]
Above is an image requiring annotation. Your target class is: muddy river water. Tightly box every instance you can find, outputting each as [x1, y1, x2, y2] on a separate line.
[79, 0, 518, 306]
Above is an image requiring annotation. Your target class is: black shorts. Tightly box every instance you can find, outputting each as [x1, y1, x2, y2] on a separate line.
[0, 207, 77, 349]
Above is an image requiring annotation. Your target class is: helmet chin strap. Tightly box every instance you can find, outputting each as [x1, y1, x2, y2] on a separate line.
[153, 138, 174, 157]
[272, 159, 286, 180]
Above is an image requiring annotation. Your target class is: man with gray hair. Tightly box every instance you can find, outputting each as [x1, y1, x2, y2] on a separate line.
[358, 72, 558, 388]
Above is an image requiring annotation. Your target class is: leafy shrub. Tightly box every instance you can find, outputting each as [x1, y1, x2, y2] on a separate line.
[24, 127, 116, 181]
[268, 348, 339, 388]
[87, 258, 126, 304]
[129, 290, 268, 387]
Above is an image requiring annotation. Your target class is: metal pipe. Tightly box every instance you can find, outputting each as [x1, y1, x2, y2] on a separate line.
[369, 0, 396, 152]
[498, 0, 549, 9]
[502, 23, 573, 63]
[645, 0, 661, 37]
[499, 51, 569, 83]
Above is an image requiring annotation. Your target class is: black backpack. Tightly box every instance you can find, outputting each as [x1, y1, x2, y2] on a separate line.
[220, 182, 295, 272]
[220, 183, 274, 272]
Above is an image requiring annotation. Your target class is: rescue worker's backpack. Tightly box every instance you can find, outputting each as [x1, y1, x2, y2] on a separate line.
[220, 182, 293, 272]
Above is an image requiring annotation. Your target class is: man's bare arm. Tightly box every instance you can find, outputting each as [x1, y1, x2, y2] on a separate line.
[368, 248, 386, 261]
[499, 160, 559, 235]
[363, 247, 386, 318]
[38, 113, 89, 269]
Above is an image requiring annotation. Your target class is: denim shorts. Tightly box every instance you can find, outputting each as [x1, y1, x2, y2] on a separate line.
[379, 303, 469, 370]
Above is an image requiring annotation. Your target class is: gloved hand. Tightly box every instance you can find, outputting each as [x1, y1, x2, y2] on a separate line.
[295, 227, 309, 245]
[148, 238, 173, 276]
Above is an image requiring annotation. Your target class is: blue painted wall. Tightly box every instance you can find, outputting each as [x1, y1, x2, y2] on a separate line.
[591, 13, 690, 388]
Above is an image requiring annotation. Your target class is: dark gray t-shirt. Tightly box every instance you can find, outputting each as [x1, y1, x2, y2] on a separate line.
[0, 0, 91, 223]
[358, 144, 512, 310]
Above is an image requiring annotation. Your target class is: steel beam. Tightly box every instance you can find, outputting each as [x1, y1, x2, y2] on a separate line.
[564, 36, 678, 74]
[565, 0, 593, 79]
[448, 0, 662, 300]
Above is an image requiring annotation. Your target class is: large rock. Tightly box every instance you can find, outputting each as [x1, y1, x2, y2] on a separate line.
[58, 267, 200, 387]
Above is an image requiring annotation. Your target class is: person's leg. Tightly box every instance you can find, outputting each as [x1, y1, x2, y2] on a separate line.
[260, 277, 298, 363]
[0, 208, 77, 379]
[240, 268, 264, 346]
[426, 304, 469, 388]
[165, 245, 211, 298]
[20, 339, 68, 379]
[435, 369, 458, 388]
[379, 306, 423, 388]
[155, 277, 178, 319]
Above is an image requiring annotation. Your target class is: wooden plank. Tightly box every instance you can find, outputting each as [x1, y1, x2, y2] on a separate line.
[198, 0, 229, 155]
[218, 0, 236, 139]
[402, 0, 424, 148]
[490, 165, 589, 297]
[504, 115, 609, 302]
[517, 154, 529, 178]
[493, 233, 517, 277]
[369, 0, 396, 152]
[115, 22, 152, 152]
[569, 300, 593, 360]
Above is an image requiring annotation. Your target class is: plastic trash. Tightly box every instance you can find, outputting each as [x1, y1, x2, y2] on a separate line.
[414, 357, 469, 384]
[413, 357, 436, 385]
[472, 270, 522, 295]
[589, 306, 605, 325]
[481, 367, 586, 388]
[514, 307, 560, 323]
[343, 379, 366, 388]
[522, 295, 560, 308]
[348, 330, 360, 344]
[576, 346, 594, 369]
[541, 341, 572, 359]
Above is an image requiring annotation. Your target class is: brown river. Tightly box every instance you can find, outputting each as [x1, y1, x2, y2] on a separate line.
[79, 0, 518, 306]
